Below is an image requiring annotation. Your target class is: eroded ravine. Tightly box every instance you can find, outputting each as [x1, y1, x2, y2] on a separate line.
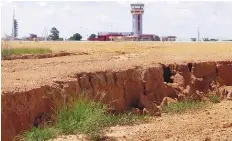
[1, 61, 232, 141]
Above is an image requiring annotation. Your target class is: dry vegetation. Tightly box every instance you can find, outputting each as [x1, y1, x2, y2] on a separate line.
[4, 41, 232, 55]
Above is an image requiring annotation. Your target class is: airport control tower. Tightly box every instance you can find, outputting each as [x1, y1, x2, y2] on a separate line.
[131, 3, 144, 37]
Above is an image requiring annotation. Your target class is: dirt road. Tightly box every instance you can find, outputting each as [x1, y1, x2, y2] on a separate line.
[52, 101, 232, 141]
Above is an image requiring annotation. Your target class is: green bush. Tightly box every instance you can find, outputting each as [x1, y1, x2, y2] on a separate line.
[23, 127, 58, 141]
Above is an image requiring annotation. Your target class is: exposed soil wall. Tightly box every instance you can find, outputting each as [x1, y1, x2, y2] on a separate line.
[1, 61, 232, 141]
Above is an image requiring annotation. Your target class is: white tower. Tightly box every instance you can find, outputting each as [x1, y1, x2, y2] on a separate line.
[131, 3, 144, 37]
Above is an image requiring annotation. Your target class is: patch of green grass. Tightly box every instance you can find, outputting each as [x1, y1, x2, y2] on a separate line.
[163, 100, 207, 114]
[23, 127, 58, 141]
[1, 48, 52, 58]
[23, 93, 148, 141]
[105, 112, 148, 126]
[55, 98, 108, 140]
[209, 95, 220, 103]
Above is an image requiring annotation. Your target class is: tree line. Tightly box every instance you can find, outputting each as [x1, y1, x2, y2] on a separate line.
[49, 27, 96, 41]
[49, 27, 161, 41]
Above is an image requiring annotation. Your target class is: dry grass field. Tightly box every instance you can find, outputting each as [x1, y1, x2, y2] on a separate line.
[2, 41, 232, 92]
[3, 41, 232, 62]
[4, 41, 232, 54]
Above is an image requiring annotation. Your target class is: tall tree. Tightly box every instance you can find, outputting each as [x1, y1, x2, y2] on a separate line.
[154, 35, 160, 41]
[69, 33, 82, 41]
[49, 27, 59, 41]
[89, 34, 96, 39]
[203, 38, 209, 41]
[191, 38, 197, 41]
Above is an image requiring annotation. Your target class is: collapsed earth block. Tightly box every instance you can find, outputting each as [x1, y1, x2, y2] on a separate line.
[1, 61, 232, 141]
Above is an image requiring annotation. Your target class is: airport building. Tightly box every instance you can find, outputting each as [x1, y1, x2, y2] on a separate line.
[88, 3, 159, 41]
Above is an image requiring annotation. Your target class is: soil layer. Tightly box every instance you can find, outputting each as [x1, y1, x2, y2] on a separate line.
[1, 42, 232, 141]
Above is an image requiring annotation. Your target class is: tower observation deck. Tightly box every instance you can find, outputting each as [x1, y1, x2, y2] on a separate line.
[131, 3, 144, 37]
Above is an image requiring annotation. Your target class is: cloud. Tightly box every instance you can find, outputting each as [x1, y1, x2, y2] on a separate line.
[100, 15, 110, 23]
[1, 0, 12, 7]
[43, 9, 55, 16]
[178, 9, 196, 19]
[1, 0, 17, 9]
[1, 1, 232, 40]
[62, 4, 71, 11]
[117, 1, 130, 7]
[36, 2, 47, 7]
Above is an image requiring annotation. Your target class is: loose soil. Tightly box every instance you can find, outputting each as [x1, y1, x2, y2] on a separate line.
[2, 41, 232, 141]
[2, 42, 232, 93]
[50, 101, 232, 141]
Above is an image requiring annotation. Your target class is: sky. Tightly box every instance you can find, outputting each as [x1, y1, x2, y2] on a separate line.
[1, 1, 232, 40]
